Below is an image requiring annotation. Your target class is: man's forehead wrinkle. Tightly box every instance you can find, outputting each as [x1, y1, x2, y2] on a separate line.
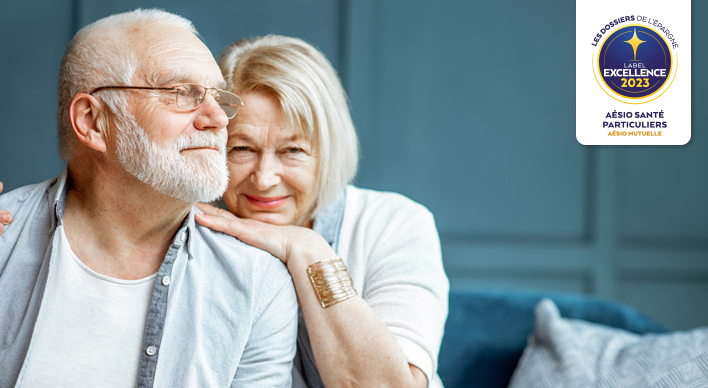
[143, 69, 182, 87]
[149, 46, 212, 59]
[127, 22, 209, 58]
[141, 68, 225, 89]
[141, 27, 212, 59]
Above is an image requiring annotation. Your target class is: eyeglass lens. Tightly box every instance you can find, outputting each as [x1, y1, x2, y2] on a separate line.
[176, 84, 241, 119]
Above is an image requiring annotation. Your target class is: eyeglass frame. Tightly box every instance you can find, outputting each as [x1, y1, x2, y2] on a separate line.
[89, 83, 244, 119]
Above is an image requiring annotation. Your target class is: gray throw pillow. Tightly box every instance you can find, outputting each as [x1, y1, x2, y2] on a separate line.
[508, 299, 708, 388]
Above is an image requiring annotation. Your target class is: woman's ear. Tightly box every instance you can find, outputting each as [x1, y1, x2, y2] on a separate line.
[68, 93, 109, 153]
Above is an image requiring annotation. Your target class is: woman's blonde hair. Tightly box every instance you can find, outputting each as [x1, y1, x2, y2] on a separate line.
[219, 35, 359, 217]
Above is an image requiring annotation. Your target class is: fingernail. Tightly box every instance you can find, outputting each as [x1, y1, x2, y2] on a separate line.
[1, 214, 11, 224]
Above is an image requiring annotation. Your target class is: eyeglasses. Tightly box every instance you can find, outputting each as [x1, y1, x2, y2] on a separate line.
[90, 83, 243, 119]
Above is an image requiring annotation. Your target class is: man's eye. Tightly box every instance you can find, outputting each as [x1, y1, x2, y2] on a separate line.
[230, 146, 251, 152]
[176, 86, 189, 97]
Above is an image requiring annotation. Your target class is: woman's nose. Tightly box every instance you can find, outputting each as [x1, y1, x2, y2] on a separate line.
[251, 154, 281, 190]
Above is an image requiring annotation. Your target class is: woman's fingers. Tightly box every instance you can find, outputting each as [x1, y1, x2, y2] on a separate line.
[194, 208, 290, 262]
[192, 203, 318, 265]
[197, 213, 283, 260]
[194, 204, 252, 238]
[195, 202, 231, 216]
[195, 211, 244, 236]
[194, 209, 265, 248]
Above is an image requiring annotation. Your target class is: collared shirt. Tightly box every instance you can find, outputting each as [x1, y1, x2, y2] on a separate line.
[0, 169, 298, 388]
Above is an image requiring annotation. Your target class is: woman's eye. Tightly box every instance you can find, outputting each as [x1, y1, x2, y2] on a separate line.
[286, 147, 303, 154]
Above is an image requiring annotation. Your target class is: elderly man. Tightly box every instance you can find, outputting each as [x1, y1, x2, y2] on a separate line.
[0, 9, 296, 387]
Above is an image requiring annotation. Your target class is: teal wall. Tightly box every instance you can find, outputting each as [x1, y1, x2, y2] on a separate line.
[1, 0, 705, 330]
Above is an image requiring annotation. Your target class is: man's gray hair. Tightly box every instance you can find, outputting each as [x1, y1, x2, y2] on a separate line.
[219, 35, 359, 217]
[56, 9, 197, 161]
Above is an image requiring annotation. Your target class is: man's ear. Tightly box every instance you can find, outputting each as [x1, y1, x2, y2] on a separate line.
[68, 93, 110, 153]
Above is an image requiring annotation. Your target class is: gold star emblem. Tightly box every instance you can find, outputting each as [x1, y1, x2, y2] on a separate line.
[624, 28, 646, 61]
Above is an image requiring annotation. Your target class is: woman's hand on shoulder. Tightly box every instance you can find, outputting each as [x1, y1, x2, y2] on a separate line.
[195, 203, 332, 268]
[0, 182, 12, 236]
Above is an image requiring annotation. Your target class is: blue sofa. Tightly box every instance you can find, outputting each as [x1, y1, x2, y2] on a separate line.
[437, 289, 665, 388]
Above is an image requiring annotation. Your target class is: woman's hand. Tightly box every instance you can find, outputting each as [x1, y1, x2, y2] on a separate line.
[195, 203, 332, 267]
[0, 182, 12, 236]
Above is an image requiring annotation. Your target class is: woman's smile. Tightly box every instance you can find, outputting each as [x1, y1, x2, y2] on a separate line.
[244, 194, 289, 209]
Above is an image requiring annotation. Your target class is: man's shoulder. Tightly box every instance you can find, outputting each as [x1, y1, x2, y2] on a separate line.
[191, 221, 291, 282]
[0, 177, 58, 212]
[190, 221, 296, 320]
[0, 178, 60, 240]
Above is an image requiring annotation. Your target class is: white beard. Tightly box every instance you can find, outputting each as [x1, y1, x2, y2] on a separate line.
[114, 112, 229, 204]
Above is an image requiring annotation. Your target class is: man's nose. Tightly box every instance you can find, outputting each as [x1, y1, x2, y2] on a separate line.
[194, 93, 229, 131]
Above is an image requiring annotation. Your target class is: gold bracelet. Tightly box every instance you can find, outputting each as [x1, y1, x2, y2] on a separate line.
[307, 258, 357, 308]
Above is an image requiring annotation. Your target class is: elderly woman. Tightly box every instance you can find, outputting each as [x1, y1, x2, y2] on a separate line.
[194, 35, 449, 388]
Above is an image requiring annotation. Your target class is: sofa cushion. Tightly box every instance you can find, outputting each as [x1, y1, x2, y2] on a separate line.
[508, 299, 708, 388]
[437, 289, 665, 388]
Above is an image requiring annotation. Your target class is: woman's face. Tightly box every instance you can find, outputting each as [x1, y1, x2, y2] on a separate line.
[223, 91, 318, 226]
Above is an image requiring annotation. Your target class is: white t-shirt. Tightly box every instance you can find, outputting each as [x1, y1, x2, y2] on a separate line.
[21, 225, 156, 387]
